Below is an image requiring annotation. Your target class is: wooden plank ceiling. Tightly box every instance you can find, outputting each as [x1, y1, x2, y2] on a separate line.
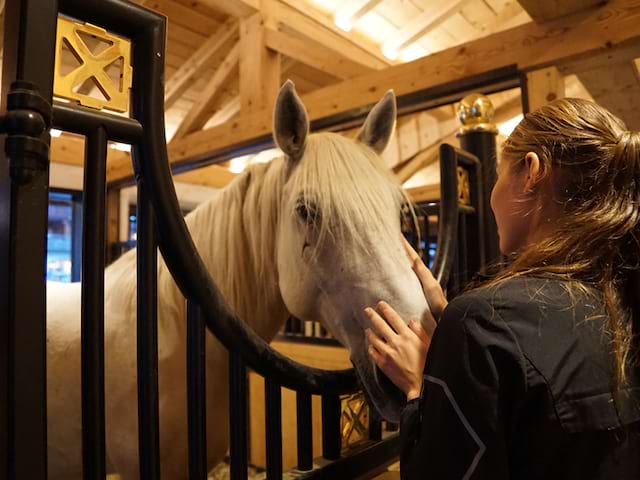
[38, 0, 640, 189]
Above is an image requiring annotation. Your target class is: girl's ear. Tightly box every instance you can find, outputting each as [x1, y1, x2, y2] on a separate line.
[524, 151, 541, 192]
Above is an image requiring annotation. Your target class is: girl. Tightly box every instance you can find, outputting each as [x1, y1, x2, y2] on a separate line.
[366, 98, 640, 479]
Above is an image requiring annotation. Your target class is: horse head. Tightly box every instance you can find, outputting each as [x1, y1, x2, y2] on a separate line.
[273, 80, 430, 422]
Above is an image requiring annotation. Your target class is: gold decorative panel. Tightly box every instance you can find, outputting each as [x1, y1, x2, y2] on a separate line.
[457, 166, 471, 205]
[54, 17, 132, 112]
[341, 393, 370, 449]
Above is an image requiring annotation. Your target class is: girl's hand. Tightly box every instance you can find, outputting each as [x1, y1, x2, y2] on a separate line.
[365, 301, 432, 401]
[403, 237, 448, 321]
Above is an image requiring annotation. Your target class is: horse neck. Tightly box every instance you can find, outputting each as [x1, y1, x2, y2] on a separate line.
[182, 159, 289, 341]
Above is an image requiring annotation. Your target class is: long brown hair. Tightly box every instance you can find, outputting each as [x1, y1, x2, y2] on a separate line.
[489, 97, 640, 387]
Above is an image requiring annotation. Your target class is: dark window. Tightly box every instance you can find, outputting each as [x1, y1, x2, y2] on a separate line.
[47, 190, 82, 282]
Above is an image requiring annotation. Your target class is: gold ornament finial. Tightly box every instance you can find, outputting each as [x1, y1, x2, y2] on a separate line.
[457, 93, 498, 135]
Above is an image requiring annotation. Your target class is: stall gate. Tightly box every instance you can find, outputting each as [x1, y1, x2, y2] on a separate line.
[0, 0, 499, 478]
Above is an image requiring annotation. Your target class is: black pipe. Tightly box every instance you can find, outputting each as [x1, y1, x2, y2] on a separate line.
[80, 126, 108, 479]
[321, 395, 341, 461]
[52, 103, 144, 144]
[136, 182, 160, 480]
[229, 352, 248, 480]
[265, 379, 283, 479]
[296, 392, 313, 471]
[187, 300, 207, 480]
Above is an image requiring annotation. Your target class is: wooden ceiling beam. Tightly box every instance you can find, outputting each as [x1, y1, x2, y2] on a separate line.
[264, 29, 372, 80]
[106, 0, 640, 183]
[274, 0, 390, 70]
[164, 18, 238, 110]
[239, 13, 281, 114]
[382, 0, 474, 59]
[517, 0, 604, 23]
[198, 0, 258, 18]
[334, 0, 382, 32]
[171, 43, 239, 140]
[526, 66, 565, 111]
[576, 60, 640, 130]
[173, 163, 237, 188]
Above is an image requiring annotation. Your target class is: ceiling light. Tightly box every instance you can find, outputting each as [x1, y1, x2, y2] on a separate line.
[382, 43, 398, 60]
[109, 142, 131, 152]
[498, 114, 523, 137]
[50, 129, 62, 137]
[334, 14, 353, 32]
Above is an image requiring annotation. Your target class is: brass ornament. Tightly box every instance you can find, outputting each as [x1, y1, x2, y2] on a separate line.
[457, 93, 498, 135]
[457, 166, 471, 205]
[54, 17, 132, 112]
[341, 392, 370, 449]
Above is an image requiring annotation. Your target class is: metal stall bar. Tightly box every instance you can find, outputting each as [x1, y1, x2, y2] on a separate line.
[431, 144, 461, 289]
[321, 395, 341, 460]
[0, 0, 58, 477]
[136, 181, 161, 479]
[296, 392, 313, 471]
[187, 301, 207, 480]
[265, 379, 283, 479]
[80, 126, 108, 479]
[229, 352, 249, 480]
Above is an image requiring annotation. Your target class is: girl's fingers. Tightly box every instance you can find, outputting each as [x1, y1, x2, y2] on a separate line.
[378, 301, 408, 334]
[364, 307, 395, 342]
[365, 328, 392, 356]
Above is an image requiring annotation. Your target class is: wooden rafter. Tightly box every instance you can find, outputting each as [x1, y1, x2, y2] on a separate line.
[105, 0, 640, 183]
[526, 66, 565, 111]
[239, 13, 280, 114]
[198, 0, 258, 18]
[264, 28, 372, 80]
[382, 0, 474, 59]
[171, 43, 240, 140]
[517, 0, 603, 23]
[334, 0, 382, 31]
[164, 18, 238, 110]
[577, 61, 640, 130]
[274, 0, 390, 70]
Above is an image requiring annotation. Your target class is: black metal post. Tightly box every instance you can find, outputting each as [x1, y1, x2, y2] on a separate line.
[136, 181, 161, 480]
[81, 126, 108, 479]
[187, 300, 207, 480]
[296, 392, 313, 471]
[265, 379, 283, 479]
[456, 94, 499, 268]
[321, 395, 341, 461]
[0, 0, 58, 478]
[229, 352, 248, 480]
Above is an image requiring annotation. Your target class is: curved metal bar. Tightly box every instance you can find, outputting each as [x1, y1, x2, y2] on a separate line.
[128, 5, 358, 395]
[431, 143, 460, 288]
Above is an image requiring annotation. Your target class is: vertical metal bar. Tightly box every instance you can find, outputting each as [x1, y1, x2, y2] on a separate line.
[81, 126, 108, 479]
[229, 352, 248, 480]
[0, 0, 58, 477]
[136, 180, 160, 480]
[459, 133, 499, 267]
[296, 392, 313, 471]
[369, 408, 382, 442]
[265, 379, 282, 479]
[187, 300, 207, 480]
[321, 395, 341, 461]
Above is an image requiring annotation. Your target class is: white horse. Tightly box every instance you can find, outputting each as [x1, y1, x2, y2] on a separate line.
[46, 81, 430, 479]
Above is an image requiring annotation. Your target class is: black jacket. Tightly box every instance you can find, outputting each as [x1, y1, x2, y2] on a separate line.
[400, 277, 640, 479]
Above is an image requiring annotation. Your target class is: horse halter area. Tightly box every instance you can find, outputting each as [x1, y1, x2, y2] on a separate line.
[0, 0, 636, 479]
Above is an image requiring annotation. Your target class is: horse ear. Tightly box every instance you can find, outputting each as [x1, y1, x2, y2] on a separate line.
[357, 90, 397, 154]
[273, 80, 309, 161]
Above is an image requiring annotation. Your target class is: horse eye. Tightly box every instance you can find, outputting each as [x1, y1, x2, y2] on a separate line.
[296, 204, 318, 224]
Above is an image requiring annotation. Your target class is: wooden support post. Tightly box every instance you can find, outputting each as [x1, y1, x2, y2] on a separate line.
[239, 13, 281, 115]
[526, 66, 565, 112]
